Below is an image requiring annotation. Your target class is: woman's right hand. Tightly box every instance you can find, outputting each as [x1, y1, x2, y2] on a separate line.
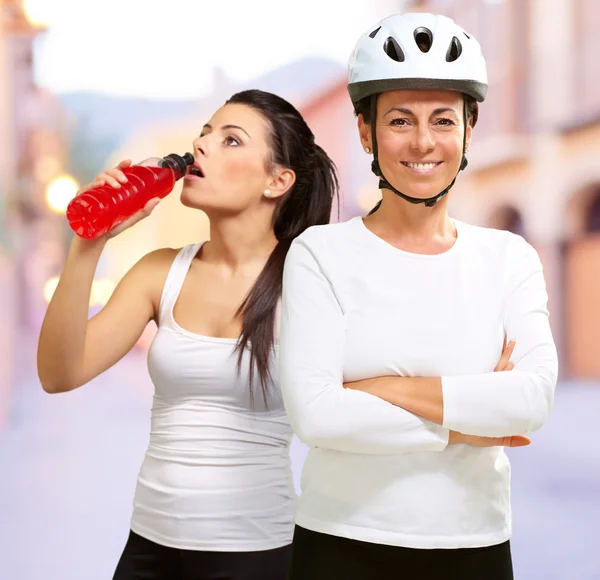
[449, 339, 530, 448]
[77, 159, 162, 240]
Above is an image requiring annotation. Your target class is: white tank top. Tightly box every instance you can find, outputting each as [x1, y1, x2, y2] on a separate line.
[130, 243, 296, 551]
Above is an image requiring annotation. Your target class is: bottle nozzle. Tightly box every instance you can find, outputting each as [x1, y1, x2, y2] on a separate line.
[162, 152, 195, 178]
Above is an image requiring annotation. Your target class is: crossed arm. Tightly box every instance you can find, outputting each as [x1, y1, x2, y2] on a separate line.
[279, 235, 558, 454]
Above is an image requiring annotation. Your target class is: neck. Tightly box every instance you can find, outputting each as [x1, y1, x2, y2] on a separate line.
[203, 211, 278, 271]
[365, 188, 456, 246]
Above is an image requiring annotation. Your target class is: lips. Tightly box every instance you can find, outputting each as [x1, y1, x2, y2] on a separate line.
[188, 162, 204, 177]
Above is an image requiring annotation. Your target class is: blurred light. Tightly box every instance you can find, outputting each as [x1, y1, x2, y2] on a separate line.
[35, 155, 61, 183]
[23, 0, 54, 27]
[90, 278, 116, 307]
[45, 175, 79, 214]
[43, 276, 60, 303]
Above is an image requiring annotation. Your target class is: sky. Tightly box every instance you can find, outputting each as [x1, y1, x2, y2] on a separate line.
[26, 0, 404, 100]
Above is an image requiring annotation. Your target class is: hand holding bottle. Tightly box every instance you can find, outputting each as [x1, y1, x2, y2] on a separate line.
[67, 152, 193, 239]
[75, 160, 161, 240]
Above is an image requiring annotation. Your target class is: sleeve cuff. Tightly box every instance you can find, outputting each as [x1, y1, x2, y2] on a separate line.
[441, 375, 461, 432]
[435, 424, 451, 450]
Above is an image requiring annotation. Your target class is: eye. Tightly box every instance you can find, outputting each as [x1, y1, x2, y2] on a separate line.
[435, 118, 456, 127]
[390, 118, 409, 127]
[224, 135, 240, 146]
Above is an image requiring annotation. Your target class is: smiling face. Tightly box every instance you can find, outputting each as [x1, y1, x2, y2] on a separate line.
[359, 90, 472, 201]
[181, 103, 281, 215]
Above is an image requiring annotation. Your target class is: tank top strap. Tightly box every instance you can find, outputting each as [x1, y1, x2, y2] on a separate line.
[157, 242, 204, 327]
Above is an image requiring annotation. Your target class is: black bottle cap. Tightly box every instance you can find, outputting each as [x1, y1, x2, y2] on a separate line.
[162, 152, 194, 178]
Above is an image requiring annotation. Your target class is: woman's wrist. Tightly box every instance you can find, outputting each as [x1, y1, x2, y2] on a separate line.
[69, 233, 108, 258]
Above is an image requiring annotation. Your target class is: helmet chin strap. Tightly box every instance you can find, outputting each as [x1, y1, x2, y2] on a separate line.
[369, 96, 469, 209]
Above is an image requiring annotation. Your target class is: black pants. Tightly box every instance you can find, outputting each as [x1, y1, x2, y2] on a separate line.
[113, 530, 292, 580]
[288, 525, 514, 580]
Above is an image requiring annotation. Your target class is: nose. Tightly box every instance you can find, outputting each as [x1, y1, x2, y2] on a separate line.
[192, 136, 208, 157]
[411, 123, 435, 154]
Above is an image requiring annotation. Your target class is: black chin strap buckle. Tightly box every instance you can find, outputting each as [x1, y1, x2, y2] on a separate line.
[371, 159, 381, 177]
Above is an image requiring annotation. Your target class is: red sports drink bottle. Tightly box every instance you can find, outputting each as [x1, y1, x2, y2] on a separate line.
[67, 152, 194, 239]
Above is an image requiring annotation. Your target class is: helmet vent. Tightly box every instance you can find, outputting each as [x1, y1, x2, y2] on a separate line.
[446, 36, 463, 62]
[383, 37, 405, 62]
[369, 26, 381, 39]
[463, 31, 471, 39]
[414, 27, 433, 52]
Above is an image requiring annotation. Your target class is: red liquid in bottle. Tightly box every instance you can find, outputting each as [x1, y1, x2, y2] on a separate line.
[67, 165, 177, 240]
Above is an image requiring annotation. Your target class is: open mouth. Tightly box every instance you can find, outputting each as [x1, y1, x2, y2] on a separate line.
[188, 164, 205, 178]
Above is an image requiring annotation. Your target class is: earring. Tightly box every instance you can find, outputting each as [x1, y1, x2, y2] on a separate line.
[365, 147, 371, 154]
[264, 189, 272, 197]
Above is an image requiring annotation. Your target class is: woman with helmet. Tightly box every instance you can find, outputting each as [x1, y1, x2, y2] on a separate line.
[279, 13, 558, 580]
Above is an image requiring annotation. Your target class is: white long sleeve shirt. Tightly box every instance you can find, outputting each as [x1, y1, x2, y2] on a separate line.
[279, 216, 558, 549]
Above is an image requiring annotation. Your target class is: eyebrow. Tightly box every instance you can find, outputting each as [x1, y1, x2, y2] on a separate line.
[384, 107, 459, 117]
[202, 123, 252, 139]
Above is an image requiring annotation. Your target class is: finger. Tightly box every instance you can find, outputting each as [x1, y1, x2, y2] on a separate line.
[103, 168, 129, 185]
[116, 159, 132, 169]
[504, 435, 530, 447]
[106, 198, 160, 238]
[78, 179, 105, 194]
[506, 362, 514, 371]
[97, 174, 124, 189]
[143, 197, 161, 213]
[495, 340, 515, 371]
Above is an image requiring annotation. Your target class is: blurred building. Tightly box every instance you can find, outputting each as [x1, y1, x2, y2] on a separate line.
[300, 0, 600, 381]
[67, 0, 599, 381]
[0, 0, 71, 427]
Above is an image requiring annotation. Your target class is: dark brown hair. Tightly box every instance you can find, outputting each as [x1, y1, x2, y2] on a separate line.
[226, 90, 339, 403]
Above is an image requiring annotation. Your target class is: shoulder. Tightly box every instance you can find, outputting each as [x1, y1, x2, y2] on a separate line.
[130, 247, 181, 278]
[458, 220, 538, 260]
[457, 221, 543, 286]
[284, 220, 359, 279]
[124, 245, 194, 296]
[291, 219, 360, 253]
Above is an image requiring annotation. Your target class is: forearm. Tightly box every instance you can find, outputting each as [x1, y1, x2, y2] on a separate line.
[37, 236, 106, 392]
[345, 376, 444, 425]
[441, 366, 556, 436]
[348, 365, 556, 438]
[284, 381, 449, 454]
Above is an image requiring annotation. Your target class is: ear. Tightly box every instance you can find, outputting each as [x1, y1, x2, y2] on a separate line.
[265, 167, 296, 200]
[357, 114, 372, 152]
[465, 121, 473, 152]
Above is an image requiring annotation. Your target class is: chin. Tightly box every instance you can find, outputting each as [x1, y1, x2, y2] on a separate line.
[388, 176, 454, 200]
[180, 190, 207, 211]
[385, 184, 438, 201]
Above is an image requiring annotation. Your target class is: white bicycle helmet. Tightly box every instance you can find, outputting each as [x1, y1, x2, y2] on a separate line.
[348, 13, 488, 106]
[347, 13, 488, 208]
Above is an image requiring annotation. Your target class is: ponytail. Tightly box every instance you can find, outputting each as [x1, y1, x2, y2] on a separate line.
[226, 90, 339, 402]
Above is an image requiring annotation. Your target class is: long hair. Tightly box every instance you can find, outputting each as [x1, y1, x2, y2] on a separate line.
[225, 89, 339, 402]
